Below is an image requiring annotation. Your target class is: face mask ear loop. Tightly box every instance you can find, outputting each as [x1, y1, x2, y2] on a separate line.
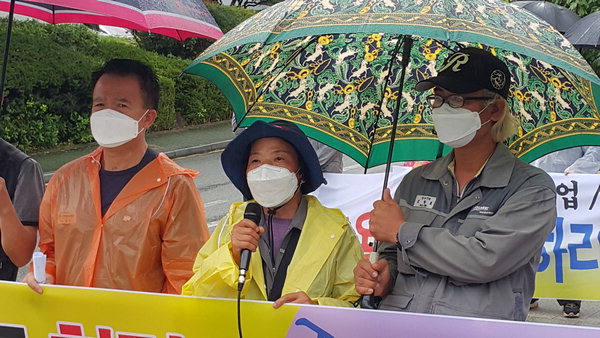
[137, 109, 150, 135]
[478, 100, 495, 127]
[295, 168, 305, 188]
[139, 109, 150, 121]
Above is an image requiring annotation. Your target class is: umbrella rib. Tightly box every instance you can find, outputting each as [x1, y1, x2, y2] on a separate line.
[433, 39, 461, 53]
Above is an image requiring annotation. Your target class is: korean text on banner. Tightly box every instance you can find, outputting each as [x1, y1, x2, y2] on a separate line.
[313, 171, 600, 301]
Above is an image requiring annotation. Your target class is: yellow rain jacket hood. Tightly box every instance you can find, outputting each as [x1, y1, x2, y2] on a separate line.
[182, 196, 362, 307]
[39, 147, 210, 294]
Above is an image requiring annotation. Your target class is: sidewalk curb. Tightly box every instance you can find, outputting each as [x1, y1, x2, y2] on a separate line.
[163, 140, 230, 159]
[43, 139, 231, 182]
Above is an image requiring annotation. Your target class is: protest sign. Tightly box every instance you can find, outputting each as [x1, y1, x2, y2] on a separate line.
[2, 281, 599, 337]
[313, 171, 600, 300]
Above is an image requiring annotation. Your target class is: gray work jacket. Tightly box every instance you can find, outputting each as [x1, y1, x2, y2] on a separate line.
[379, 144, 557, 321]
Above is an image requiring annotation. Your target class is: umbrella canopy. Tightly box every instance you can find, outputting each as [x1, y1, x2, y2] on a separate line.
[185, 0, 600, 168]
[565, 11, 600, 50]
[31, 0, 223, 41]
[0, 0, 152, 30]
[511, 0, 580, 33]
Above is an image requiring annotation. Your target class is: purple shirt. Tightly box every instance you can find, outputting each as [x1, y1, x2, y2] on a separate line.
[270, 217, 293, 257]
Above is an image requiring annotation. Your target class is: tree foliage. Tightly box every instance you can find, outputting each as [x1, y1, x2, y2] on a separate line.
[0, 20, 231, 151]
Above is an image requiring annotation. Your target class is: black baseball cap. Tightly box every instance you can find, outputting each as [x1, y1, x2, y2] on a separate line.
[415, 47, 511, 99]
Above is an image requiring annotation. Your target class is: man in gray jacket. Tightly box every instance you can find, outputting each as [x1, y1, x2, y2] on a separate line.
[354, 48, 557, 321]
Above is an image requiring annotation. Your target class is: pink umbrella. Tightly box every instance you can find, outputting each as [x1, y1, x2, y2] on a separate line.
[0, 0, 150, 29]
[33, 0, 223, 41]
[0, 0, 223, 107]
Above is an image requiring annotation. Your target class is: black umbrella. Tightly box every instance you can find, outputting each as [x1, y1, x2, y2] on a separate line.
[511, 0, 580, 33]
[565, 11, 600, 50]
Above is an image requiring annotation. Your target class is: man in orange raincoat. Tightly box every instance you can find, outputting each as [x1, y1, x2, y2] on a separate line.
[24, 59, 210, 294]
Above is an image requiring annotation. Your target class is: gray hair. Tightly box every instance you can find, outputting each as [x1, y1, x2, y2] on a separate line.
[483, 90, 518, 142]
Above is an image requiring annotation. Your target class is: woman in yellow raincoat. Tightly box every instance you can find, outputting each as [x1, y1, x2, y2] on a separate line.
[182, 120, 362, 307]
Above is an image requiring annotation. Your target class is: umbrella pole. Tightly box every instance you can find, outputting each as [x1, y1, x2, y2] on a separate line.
[360, 36, 414, 310]
[0, 0, 16, 111]
[364, 36, 404, 172]
[382, 36, 414, 193]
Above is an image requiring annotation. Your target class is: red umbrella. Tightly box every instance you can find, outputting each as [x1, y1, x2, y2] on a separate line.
[0, 0, 223, 107]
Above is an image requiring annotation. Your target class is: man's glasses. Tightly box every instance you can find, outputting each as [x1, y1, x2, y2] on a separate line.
[426, 95, 494, 108]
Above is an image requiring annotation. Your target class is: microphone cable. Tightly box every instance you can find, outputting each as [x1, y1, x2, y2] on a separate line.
[237, 287, 243, 338]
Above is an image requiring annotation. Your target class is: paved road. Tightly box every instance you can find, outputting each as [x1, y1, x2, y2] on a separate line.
[176, 150, 241, 227]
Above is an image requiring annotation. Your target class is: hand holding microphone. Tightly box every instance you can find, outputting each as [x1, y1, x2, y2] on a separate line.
[232, 203, 263, 290]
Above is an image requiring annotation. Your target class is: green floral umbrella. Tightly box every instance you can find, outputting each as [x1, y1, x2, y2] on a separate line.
[184, 0, 600, 167]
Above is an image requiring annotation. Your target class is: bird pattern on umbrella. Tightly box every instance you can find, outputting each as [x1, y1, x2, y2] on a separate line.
[187, 0, 600, 167]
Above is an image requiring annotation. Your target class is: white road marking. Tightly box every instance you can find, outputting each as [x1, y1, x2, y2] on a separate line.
[204, 199, 228, 207]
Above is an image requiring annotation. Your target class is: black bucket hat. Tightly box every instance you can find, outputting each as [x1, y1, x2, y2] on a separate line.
[415, 47, 511, 99]
[221, 120, 325, 200]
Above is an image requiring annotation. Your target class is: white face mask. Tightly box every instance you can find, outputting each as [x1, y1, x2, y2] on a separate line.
[247, 164, 299, 208]
[90, 108, 148, 148]
[431, 103, 491, 148]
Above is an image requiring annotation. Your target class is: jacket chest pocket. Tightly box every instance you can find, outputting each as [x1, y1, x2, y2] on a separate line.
[405, 208, 440, 227]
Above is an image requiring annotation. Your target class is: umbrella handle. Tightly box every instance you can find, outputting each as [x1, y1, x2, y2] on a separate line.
[358, 252, 381, 309]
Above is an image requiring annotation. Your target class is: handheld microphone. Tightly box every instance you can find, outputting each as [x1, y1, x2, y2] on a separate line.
[238, 202, 262, 291]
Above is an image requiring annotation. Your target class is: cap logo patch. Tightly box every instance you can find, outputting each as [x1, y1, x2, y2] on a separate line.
[439, 52, 469, 73]
[490, 69, 506, 90]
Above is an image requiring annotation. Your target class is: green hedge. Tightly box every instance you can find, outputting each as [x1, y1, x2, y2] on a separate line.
[154, 76, 176, 131]
[0, 19, 234, 152]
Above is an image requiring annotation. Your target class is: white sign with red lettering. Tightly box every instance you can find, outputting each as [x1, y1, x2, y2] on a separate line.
[311, 167, 410, 252]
